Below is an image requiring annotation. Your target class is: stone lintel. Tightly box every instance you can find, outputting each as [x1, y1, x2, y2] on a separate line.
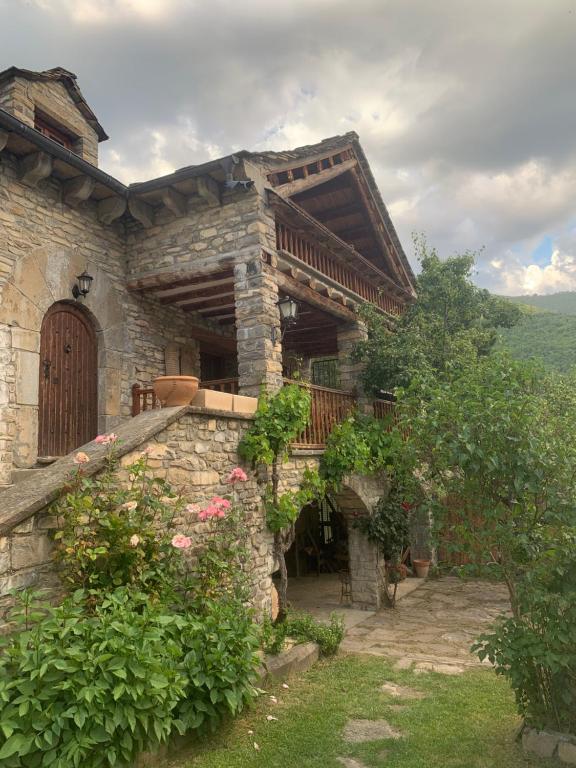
[128, 196, 155, 228]
[63, 174, 96, 208]
[19, 151, 53, 187]
[98, 196, 127, 225]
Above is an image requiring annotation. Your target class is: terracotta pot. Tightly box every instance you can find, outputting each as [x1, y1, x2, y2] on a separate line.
[412, 559, 431, 579]
[152, 376, 199, 407]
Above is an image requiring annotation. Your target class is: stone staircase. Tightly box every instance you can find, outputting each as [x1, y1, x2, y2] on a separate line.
[1, 458, 56, 492]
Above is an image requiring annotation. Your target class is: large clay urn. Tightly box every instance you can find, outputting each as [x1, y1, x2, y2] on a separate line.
[152, 376, 199, 407]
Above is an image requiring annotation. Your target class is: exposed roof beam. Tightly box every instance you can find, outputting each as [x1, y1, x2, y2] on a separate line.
[270, 158, 356, 198]
[162, 286, 234, 306]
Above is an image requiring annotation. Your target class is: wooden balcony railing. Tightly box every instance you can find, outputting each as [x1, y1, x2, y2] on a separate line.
[202, 377, 239, 394]
[276, 221, 404, 317]
[131, 383, 158, 416]
[285, 379, 357, 449]
[373, 397, 395, 420]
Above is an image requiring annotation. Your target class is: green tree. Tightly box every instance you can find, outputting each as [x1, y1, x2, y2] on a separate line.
[355, 237, 521, 393]
[395, 355, 576, 731]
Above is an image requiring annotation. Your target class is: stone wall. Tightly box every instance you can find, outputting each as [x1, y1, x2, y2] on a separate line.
[0, 405, 392, 627]
[0, 152, 232, 484]
[0, 76, 100, 165]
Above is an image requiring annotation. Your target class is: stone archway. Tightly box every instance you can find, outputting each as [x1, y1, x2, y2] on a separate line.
[333, 478, 385, 611]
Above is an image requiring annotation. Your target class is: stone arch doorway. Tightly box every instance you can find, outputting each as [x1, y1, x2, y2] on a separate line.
[285, 479, 384, 613]
[38, 301, 98, 457]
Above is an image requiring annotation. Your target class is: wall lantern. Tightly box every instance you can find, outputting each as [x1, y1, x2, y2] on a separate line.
[272, 297, 299, 345]
[72, 270, 94, 300]
[278, 297, 299, 326]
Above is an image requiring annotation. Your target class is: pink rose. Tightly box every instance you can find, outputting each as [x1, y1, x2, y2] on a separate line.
[203, 505, 220, 518]
[121, 500, 138, 511]
[171, 534, 192, 549]
[94, 433, 118, 445]
[216, 509, 226, 518]
[210, 496, 231, 509]
[186, 503, 201, 514]
[198, 510, 209, 522]
[73, 452, 90, 465]
[129, 534, 140, 547]
[227, 467, 247, 484]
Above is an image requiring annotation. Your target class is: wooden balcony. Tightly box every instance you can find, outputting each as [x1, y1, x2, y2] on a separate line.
[284, 379, 357, 450]
[131, 379, 394, 449]
[276, 221, 404, 317]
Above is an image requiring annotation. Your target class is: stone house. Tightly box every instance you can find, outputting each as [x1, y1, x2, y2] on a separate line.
[0, 66, 419, 618]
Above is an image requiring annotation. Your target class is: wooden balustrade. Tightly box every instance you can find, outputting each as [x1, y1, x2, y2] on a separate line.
[131, 383, 159, 416]
[285, 379, 357, 449]
[373, 397, 395, 420]
[276, 221, 404, 317]
[202, 378, 239, 394]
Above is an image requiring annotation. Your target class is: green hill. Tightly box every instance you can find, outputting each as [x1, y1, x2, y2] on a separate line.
[498, 310, 576, 372]
[506, 291, 576, 315]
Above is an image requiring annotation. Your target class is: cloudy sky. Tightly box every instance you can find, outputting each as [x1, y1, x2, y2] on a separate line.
[1, 0, 575, 295]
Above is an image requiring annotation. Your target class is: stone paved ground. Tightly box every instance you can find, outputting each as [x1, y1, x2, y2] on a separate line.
[340, 576, 510, 672]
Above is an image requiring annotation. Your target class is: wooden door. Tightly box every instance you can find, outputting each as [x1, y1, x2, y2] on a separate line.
[38, 302, 98, 457]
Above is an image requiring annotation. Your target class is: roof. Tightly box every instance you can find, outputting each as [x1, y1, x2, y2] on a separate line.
[0, 66, 108, 141]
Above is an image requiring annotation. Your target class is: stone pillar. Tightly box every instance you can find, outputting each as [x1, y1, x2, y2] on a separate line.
[0, 325, 16, 487]
[348, 525, 382, 610]
[234, 258, 283, 397]
[337, 320, 370, 411]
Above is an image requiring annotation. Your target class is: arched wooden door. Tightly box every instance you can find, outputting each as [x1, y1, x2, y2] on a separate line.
[38, 302, 98, 457]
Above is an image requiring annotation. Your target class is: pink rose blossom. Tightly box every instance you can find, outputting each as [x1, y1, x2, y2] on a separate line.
[121, 500, 138, 511]
[198, 510, 209, 522]
[186, 503, 201, 514]
[129, 534, 140, 547]
[95, 433, 118, 445]
[227, 467, 247, 484]
[73, 452, 90, 465]
[210, 496, 231, 509]
[203, 505, 220, 518]
[171, 534, 192, 549]
[216, 509, 226, 518]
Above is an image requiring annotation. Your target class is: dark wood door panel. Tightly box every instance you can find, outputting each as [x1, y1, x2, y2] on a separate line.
[38, 302, 98, 456]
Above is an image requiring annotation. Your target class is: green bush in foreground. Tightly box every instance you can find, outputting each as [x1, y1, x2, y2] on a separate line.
[0, 588, 259, 768]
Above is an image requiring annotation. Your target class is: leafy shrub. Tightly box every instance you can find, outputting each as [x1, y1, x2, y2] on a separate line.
[53, 444, 183, 597]
[261, 612, 344, 657]
[0, 588, 259, 767]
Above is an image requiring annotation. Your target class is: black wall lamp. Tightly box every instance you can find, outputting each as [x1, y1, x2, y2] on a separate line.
[72, 270, 94, 300]
[272, 297, 299, 345]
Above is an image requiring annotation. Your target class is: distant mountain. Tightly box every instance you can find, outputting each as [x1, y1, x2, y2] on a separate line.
[505, 291, 576, 315]
[497, 292, 576, 372]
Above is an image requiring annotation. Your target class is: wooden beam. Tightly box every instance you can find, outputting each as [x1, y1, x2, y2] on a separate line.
[128, 262, 235, 292]
[198, 303, 235, 315]
[174, 290, 235, 309]
[19, 151, 52, 187]
[271, 158, 357, 197]
[186, 326, 237, 352]
[63, 175, 95, 208]
[160, 187, 187, 217]
[272, 269, 357, 322]
[98, 196, 127, 224]
[197, 175, 220, 205]
[0, 129, 9, 152]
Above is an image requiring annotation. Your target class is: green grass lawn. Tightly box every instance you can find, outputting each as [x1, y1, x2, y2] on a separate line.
[168, 654, 554, 768]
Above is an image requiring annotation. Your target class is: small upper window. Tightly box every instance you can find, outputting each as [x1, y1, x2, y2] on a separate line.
[34, 111, 76, 151]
